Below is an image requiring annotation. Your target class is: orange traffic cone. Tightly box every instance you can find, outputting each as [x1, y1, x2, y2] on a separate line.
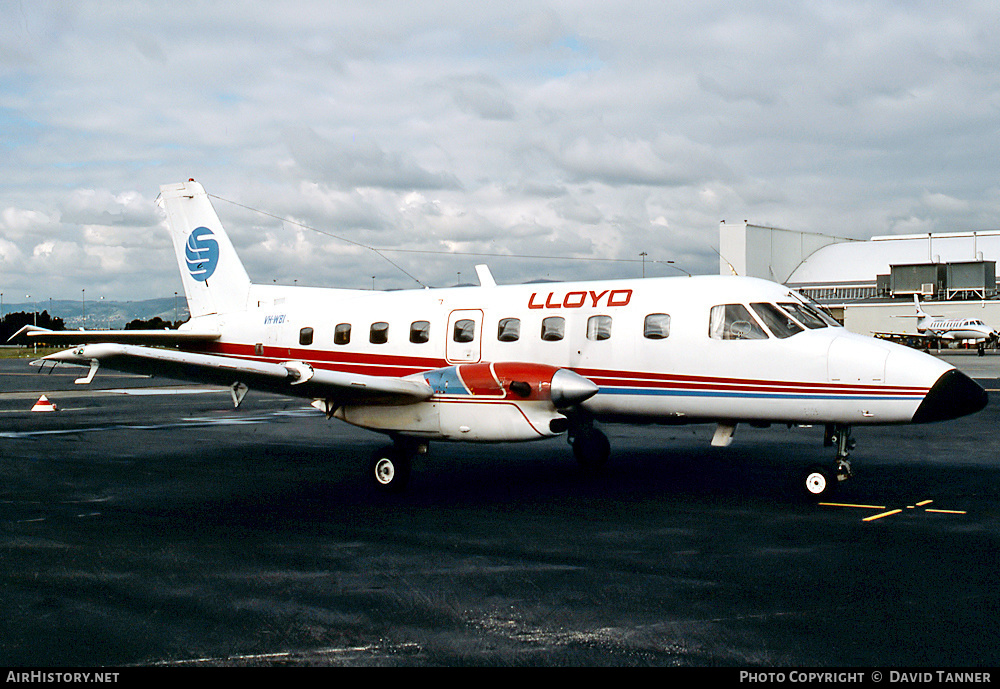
[31, 395, 57, 412]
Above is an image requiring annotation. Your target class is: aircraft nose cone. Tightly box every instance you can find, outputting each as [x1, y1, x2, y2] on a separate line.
[912, 369, 988, 423]
[550, 369, 599, 407]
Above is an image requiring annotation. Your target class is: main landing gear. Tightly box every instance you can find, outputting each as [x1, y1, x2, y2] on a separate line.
[368, 438, 426, 493]
[568, 421, 611, 470]
[803, 424, 855, 499]
[368, 423, 612, 493]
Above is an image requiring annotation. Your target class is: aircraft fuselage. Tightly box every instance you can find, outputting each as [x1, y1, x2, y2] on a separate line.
[180, 274, 958, 429]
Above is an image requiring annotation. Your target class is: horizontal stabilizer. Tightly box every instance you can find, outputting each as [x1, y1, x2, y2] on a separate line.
[9, 325, 220, 345]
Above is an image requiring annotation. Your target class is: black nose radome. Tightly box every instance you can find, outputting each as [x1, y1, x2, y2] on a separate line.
[912, 369, 988, 423]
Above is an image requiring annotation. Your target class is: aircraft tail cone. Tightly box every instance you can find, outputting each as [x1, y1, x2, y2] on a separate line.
[31, 395, 57, 412]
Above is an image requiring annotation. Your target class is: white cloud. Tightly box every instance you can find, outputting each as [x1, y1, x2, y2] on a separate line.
[2, 1, 1000, 299]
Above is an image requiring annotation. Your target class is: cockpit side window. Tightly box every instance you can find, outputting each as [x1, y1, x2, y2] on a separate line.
[751, 303, 803, 339]
[709, 304, 769, 340]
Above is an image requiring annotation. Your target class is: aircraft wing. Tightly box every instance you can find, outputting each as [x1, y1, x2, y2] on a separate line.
[9, 324, 221, 346]
[872, 331, 943, 345]
[39, 343, 434, 407]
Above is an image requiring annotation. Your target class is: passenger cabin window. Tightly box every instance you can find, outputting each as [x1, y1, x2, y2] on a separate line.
[751, 303, 803, 339]
[541, 316, 565, 341]
[587, 315, 612, 341]
[334, 323, 351, 345]
[453, 319, 475, 343]
[370, 321, 389, 345]
[497, 318, 520, 342]
[299, 327, 314, 346]
[709, 304, 768, 340]
[410, 320, 430, 344]
[644, 313, 671, 340]
[778, 302, 831, 329]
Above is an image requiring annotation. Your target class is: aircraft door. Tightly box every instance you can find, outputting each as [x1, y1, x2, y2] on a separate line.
[446, 309, 483, 364]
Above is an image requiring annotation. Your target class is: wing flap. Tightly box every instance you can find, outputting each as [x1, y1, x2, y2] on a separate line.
[41, 344, 433, 406]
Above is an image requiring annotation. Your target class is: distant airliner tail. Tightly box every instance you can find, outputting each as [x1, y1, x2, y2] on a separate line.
[159, 180, 252, 318]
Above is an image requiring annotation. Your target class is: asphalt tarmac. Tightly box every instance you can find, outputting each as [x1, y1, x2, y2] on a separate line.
[1, 353, 998, 667]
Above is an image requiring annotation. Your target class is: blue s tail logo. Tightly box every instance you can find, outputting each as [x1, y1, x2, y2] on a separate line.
[185, 227, 220, 282]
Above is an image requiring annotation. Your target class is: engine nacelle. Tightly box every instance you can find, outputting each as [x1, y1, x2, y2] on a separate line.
[333, 362, 598, 442]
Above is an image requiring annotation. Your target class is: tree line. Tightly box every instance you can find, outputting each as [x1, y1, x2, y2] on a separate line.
[2, 312, 185, 345]
[0, 311, 65, 344]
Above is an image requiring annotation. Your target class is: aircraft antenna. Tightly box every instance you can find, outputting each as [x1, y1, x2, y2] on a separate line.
[209, 193, 697, 282]
[208, 194, 429, 289]
[709, 244, 739, 275]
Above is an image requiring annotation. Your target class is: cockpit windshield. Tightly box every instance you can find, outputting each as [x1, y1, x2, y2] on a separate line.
[710, 299, 840, 341]
[751, 303, 804, 339]
[779, 302, 837, 329]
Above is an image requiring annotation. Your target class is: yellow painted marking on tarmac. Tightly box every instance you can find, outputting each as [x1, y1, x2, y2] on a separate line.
[863, 509, 903, 522]
[819, 502, 885, 510]
[822, 497, 968, 522]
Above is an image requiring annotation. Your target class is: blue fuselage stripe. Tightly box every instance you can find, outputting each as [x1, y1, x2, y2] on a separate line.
[597, 387, 918, 401]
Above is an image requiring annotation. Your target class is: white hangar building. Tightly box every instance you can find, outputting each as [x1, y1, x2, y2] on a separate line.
[718, 221, 1000, 339]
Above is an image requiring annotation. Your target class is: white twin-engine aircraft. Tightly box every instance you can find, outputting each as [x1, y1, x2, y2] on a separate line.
[912, 295, 996, 343]
[19, 180, 988, 498]
[875, 295, 997, 348]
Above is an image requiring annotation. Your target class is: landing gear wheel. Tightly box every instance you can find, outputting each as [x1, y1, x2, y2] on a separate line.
[369, 446, 411, 493]
[572, 427, 611, 470]
[803, 465, 835, 500]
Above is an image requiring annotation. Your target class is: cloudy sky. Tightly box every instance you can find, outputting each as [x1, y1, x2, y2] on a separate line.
[3, 1, 1000, 304]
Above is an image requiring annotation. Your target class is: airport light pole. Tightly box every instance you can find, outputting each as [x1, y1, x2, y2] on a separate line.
[27, 294, 35, 353]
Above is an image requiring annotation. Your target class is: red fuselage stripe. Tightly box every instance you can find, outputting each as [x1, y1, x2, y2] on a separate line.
[193, 341, 929, 398]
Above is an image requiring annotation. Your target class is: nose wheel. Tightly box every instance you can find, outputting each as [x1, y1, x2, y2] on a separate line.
[804, 466, 833, 498]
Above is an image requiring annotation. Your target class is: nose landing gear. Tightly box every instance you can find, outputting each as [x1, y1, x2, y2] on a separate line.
[804, 424, 855, 499]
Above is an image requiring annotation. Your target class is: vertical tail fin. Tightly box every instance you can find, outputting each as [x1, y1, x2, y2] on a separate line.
[159, 180, 251, 318]
[913, 294, 929, 318]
